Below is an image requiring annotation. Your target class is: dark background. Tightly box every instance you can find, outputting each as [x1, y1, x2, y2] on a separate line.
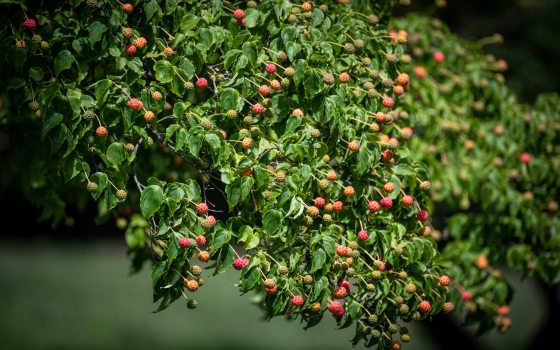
[1, 1, 559, 349]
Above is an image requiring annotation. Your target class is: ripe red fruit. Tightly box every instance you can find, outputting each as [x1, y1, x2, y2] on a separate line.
[196, 77, 208, 89]
[418, 300, 431, 313]
[401, 195, 414, 207]
[433, 51, 446, 63]
[382, 96, 395, 108]
[439, 275, 450, 287]
[236, 17, 245, 26]
[292, 295, 304, 307]
[128, 98, 143, 111]
[498, 305, 510, 316]
[185, 279, 199, 292]
[122, 3, 134, 14]
[314, 197, 326, 207]
[23, 19, 36, 31]
[258, 85, 270, 96]
[378, 261, 386, 271]
[270, 79, 281, 90]
[292, 108, 304, 118]
[96, 126, 108, 137]
[133, 37, 147, 48]
[339, 72, 350, 83]
[391, 340, 402, 350]
[343, 186, 355, 197]
[252, 103, 265, 115]
[333, 200, 344, 212]
[520, 152, 531, 164]
[196, 202, 209, 215]
[233, 9, 244, 20]
[333, 307, 344, 318]
[202, 215, 216, 228]
[178, 237, 190, 248]
[348, 140, 360, 151]
[334, 287, 347, 299]
[462, 291, 473, 301]
[336, 245, 349, 257]
[417, 209, 429, 221]
[265, 64, 276, 74]
[340, 280, 351, 291]
[327, 170, 337, 181]
[380, 197, 393, 209]
[414, 66, 427, 78]
[126, 44, 137, 56]
[358, 230, 369, 241]
[382, 149, 393, 161]
[196, 235, 206, 246]
[368, 200, 381, 213]
[328, 300, 343, 313]
[265, 286, 277, 295]
[198, 250, 210, 262]
[233, 257, 249, 270]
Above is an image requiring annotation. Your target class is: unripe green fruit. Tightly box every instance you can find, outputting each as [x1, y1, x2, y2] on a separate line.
[401, 334, 411, 342]
[371, 271, 381, 279]
[346, 267, 355, 276]
[247, 1, 257, 8]
[405, 283, 416, 293]
[398, 271, 407, 279]
[311, 128, 321, 137]
[349, 250, 360, 258]
[371, 329, 381, 338]
[29, 101, 40, 110]
[184, 82, 194, 90]
[187, 299, 198, 309]
[388, 323, 399, 334]
[411, 311, 421, 321]
[278, 265, 289, 275]
[40, 41, 50, 49]
[116, 218, 127, 230]
[201, 118, 213, 129]
[116, 189, 128, 200]
[281, 78, 290, 88]
[368, 314, 378, 324]
[83, 110, 95, 120]
[226, 109, 237, 119]
[243, 116, 253, 125]
[322, 214, 332, 222]
[32, 35, 42, 44]
[125, 143, 135, 152]
[395, 296, 404, 305]
[399, 304, 410, 314]
[277, 51, 287, 61]
[348, 241, 359, 250]
[366, 284, 375, 292]
[303, 274, 313, 284]
[87, 182, 98, 192]
[192, 265, 202, 276]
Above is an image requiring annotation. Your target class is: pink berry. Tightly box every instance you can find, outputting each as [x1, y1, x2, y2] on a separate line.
[233, 9, 244, 20]
[292, 295, 304, 307]
[340, 280, 351, 291]
[520, 152, 531, 164]
[196, 235, 206, 246]
[358, 230, 369, 241]
[328, 300, 343, 313]
[126, 44, 137, 56]
[196, 77, 208, 89]
[23, 18, 36, 31]
[178, 237, 190, 248]
[265, 64, 277, 74]
[368, 200, 381, 213]
[336, 245, 349, 257]
[401, 195, 414, 207]
[416, 209, 429, 221]
[128, 98, 143, 111]
[433, 51, 445, 63]
[419, 300, 431, 313]
[378, 261, 386, 271]
[314, 197, 326, 207]
[333, 200, 344, 212]
[382, 96, 394, 108]
[233, 257, 249, 270]
[258, 85, 270, 96]
[196, 202, 209, 215]
[252, 103, 265, 115]
[462, 291, 473, 301]
[380, 197, 393, 209]
[265, 286, 277, 295]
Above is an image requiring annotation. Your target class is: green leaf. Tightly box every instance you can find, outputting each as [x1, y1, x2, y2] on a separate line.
[210, 228, 232, 253]
[41, 112, 63, 139]
[244, 8, 260, 28]
[95, 79, 112, 105]
[220, 88, 240, 111]
[140, 185, 164, 218]
[310, 248, 326, 273]
[205, 133, 221, 151]
[151, 261, 167, 288]
[393, 164, 415, 176]
[263, 209, 282, 234]
[154, 60, 174, 83]
[106, 142, 126, 167]
[88, 21, 107, 47]
[286, 41, 302, 61]
[54, 50, 74, 75]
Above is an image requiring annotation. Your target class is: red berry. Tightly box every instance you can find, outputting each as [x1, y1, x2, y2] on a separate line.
[196, 77, 208, 89]
[23, 18, 36, 31]
[133, 37, 147, 49]
[334, 307, 345, 318]
[401, 195, 414, 207]
[252, 103, 265, 115]
[265, 64, 276, 74]
[419, 300, 431, 313]
[333, 200, 344, 212]
[233, 257, 249, 270]
[336, 245, 349, 257]
[340, 280, 351, 291]
[202, 215, 216, 228]
[128, 98, 143, 111]
[368, 200, 381, 213]
[433, 51, 446, 63]
[236, 17, 246, 26]
[196, 235, 206, 247]
[233, 9, 245, 20]
[328, 300, 343, 313]
[96, 126, 108, 137]
[380, 197, 393, 209]
[196, 202, 209, 215]
[258, 85, 270, 97]
[414, 66, 427, 78]
[358, 230, 369, 241]
[348, 140, 360, 151]
[334, 287, 347, 299]
[292, 295, 304, 307]
[314, 197, 326, 207]
[122, 3, 134, 14]
[439, 275, 450, 287]
[185, 279, 199, 292]
[498, 305, 510, 316]
[327, 171, 337, 181]
[417, 209, 429, 221]
[462, 291, 473, 301]
[382, 96, 395, 108]
[520, 152, 531, 164]
[378, 261, 386, 271]
[178, 237, 190, 248]
[265, 286, 277, 295]
[126, 44, 137, 56]
[382, 149, 393, 161]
